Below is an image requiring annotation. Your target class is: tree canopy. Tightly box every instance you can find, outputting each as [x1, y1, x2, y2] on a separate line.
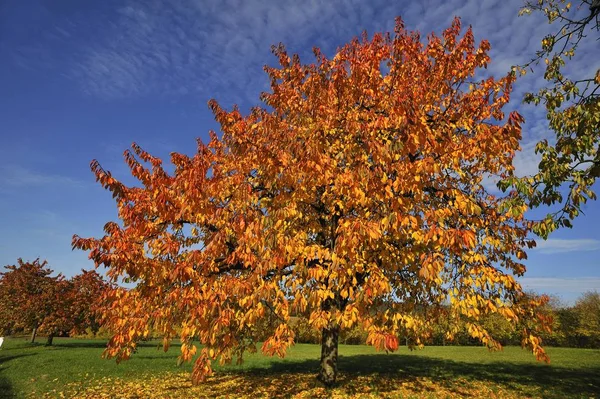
[0, 258, 60, 342]
[0, 259, 109, 344]
[503, 0, 600, 237]
[74, 17, 550, 386]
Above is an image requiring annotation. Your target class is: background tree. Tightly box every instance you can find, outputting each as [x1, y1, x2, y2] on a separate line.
[572, 291, 600, 347]
[0, 260, 109, 345]
[69, 270, 111, 336]
[40, 270, 111, 344]
[503, 0, 600, 237]
[37, 278, 74, 346]
[0, 259, 60, 343]
[0, 289, 13, 336]
[532, 294, 563, 346]
[74, 17, 550, 386]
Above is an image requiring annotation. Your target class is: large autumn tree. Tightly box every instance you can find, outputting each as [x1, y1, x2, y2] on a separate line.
[74, 18, 550, 386]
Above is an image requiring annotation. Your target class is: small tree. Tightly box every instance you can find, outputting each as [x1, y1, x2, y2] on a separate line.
[0, 259, 60, 343]
[69, 270, 111, 336]
[38, 278, 74, 346]
[0, 292, 13, 337]
[74, 18, 550, 386]
[573, 291, 600, 347]
[0, 260, 109, 345]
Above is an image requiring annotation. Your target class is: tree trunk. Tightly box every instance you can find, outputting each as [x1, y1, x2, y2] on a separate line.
[30, 327, 38, 343]
[45, 334, 54, 346]
[318, 326, 339, 386]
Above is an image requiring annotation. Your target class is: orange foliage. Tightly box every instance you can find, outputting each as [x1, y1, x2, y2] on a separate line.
[0, 259, 60, 337]
[69, 269, 112, 336]
[0, 260, 110, 340]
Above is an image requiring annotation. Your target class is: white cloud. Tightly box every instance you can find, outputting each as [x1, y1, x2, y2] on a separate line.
[64, 0, 574, 186]
[8, 0, 593, 110]
[67, 0, 557, 104]
[72, 0, 368, 102]
[0, 165, 83, 189]
[533, 238, 600, 254]
[520, 277, 600, 294]
[7, 0, 596, 195]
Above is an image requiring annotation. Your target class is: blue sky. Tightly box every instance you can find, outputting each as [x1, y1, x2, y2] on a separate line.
[0, 0, 598, 304]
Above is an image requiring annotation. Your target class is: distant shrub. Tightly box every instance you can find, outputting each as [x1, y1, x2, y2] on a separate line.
[290, 317, 321, 344]
[340, 326, 368, 345]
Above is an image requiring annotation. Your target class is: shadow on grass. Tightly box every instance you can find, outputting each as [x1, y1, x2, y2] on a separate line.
[1, 342, 45, 351]
[52, 341, 108, 349]
[0, 354, 34, 399]
[0, 375, 14, 399]
[209, 354, 600, 399]
[0, 353, 36, 363]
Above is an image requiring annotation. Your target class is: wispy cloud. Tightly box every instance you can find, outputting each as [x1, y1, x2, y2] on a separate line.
[0, 165, 83, 189]
[68, 0, 556, 104]
[7, 0, 590, 110]
[5, 0, 594, 192]
[533, 239, 600, 254]
[65, 0, 574, 190]
[72, 0, 361, 102]
[520, 277, 600, 295]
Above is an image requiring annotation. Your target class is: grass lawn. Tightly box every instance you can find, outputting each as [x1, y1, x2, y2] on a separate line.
[1, 337, 599, 398]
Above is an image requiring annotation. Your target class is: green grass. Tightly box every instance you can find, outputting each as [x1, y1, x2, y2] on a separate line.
[1, 337, 599, 398]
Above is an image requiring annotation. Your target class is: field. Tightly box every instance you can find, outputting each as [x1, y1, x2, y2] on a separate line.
[0, 337, 599, 398]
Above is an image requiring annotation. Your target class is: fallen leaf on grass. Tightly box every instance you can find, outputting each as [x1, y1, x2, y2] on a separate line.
[36, 372, 545, 399]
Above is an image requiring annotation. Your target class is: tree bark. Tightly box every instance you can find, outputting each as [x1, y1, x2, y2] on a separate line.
[318, 326, 339, 386]
[30, 326, 38, 344]
[45, 334, 54, 346]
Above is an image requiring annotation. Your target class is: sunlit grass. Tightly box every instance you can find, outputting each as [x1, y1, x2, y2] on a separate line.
[1, 337, 598, 398]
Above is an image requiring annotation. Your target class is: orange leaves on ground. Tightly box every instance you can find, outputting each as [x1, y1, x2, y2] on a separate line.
[42, 371, 535, 399]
